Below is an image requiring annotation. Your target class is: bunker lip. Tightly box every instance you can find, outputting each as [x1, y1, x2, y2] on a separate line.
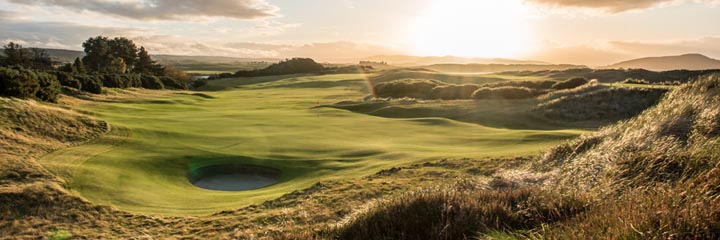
[189, 164, 281, 191]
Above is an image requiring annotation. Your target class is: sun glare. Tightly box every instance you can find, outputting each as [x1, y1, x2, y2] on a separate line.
[409, 0, 533, 58]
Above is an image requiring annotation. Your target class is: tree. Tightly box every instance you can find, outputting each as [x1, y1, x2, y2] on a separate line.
[108, 37, 137, 72]
[73, 57, 87, 74]
[106, 57, 127, 74]
[133, 46, 155, 74]
[30, 48, 53, 70]
[82, 36, 112, 72]
[3, 42, 32, 68]
[59, 63, 77, 73]
[163, 65, 190, 82]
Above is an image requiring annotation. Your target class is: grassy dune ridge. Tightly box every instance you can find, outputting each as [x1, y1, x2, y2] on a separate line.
[335, 74, 720, 239]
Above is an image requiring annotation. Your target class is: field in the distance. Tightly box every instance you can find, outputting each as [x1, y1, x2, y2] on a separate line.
[39, 73, 585, 216]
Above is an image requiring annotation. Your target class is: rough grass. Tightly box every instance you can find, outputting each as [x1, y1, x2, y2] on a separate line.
[534, 84, 666, 122]
[333, 186, 586, 240]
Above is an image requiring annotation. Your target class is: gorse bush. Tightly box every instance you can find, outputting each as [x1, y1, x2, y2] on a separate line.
[472, 86, 541, 100]
[551, 77, 589, 90]
[34, 72, 61, 103]
[0, 66, 40, 100]
[141, 75, 164, 90]
[159, 76, 187, 90]
[74, 75, 103, 94]
[430, 84, 479, 99]
[373, 79, 445, 99]
[55, 71, 82, 90]
[481, 80, 557, 90]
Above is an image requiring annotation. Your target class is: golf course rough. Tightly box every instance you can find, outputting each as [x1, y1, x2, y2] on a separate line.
[38, 73, 585, 216]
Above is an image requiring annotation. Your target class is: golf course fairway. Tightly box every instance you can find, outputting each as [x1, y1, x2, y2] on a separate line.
[38, 74, 585, 216]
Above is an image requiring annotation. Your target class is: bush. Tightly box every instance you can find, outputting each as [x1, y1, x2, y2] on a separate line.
[35, 71, 61, 102]
[126, 74, 142, 88]
[373, 79, 444, 99]
[234, 58, 325, 77]
[191, 79, 208, 89]
[140, 75, 164, 89]
[430, 84, 479, 99]
[102, 74, 125, 88]
[552, 77, 589, 90]
[159, 76, 188, 90]
[482, 80, 557, 90]
[0, 66, 39, 99]
[75, 75, 103, 94]
[55, 71, 82, 90]
[472, 86, 540, 99]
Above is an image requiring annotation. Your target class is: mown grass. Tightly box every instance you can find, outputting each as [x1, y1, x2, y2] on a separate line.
[36, 73, 584, 216]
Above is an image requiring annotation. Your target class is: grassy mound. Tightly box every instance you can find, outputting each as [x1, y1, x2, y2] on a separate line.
[335, 74, 720, 239]
[0, 98, 107, 184]
[535, 85, 666, 122]
[334, 187, 585, 240]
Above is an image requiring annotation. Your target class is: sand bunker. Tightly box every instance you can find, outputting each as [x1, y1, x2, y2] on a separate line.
[189, 164, 281, 191]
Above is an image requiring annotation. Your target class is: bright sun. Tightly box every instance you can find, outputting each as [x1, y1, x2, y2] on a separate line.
[409, 0, 533, 58]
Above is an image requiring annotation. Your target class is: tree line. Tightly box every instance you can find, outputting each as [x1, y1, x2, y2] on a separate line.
[0, 36, 193, 103]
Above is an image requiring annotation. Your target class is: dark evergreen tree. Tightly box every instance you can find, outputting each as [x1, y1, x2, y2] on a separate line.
[134, 47, 155, 74]
[2, 42, 32, 68]
[73, 57, 87, 74]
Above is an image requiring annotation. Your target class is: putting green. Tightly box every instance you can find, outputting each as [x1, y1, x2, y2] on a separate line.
[39, 73, 585, 216]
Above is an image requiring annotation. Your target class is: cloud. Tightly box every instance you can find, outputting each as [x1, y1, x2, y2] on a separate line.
[133, 36, 403, 62]
[9, 0, 279, 20]
[0, 19, 141, 50]
[525, 0, 720, 13]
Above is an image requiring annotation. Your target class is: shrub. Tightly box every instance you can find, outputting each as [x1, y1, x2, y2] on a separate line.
[102, 74, 125, 88]
[140, 75, 164, 89]
[126, 74, 142, 88]
[0, 66, 39, 99]
[373, 79, 444, 99]
[55, 71, 82, 90]
[159, 76, 188, 90]
[34, 71, 61, 102]
[234, 58, 325, 77]
[75, 75, 103, 94]
[430, 84, 479, 99]
[472, 86, 540, 99]
[482, 80, 557, 90]
[552, 77, 589, 90]
[191, 79, 208, 89]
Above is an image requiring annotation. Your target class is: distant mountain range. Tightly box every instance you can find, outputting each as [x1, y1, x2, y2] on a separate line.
[362, 55, 547, 66]
[605, 54, 720, 71]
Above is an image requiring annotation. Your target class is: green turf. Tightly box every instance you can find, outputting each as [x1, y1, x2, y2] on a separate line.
[38, 73, 586, 216]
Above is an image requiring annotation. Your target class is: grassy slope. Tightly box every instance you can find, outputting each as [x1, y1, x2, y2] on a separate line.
[37, 73, 584, 216]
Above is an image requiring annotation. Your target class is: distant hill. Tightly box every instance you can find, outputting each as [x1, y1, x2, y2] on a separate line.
[362, 55, 546, 66]
[421, 63, 587, 73]
[605, 54, 720, 71]
[38, 48, 279, 64]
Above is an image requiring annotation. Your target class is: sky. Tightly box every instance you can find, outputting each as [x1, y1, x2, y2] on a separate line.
[1, 0, 719, 66]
